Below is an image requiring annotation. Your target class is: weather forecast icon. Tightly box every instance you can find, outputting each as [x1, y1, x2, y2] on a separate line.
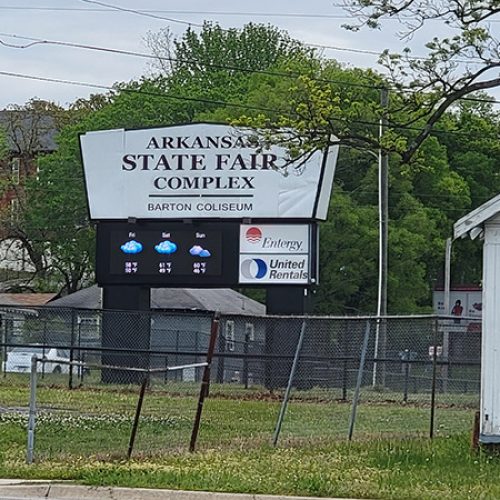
[120, 240, 143, 254]
[155, 240, 178, 255]
[189, 245, 211, 258]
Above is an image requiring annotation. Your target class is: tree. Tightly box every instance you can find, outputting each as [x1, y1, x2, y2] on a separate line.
[343, 0, 500, 162]
[0, 126, 7, 161]
[0, 100, 64, 290]
[12, 22, 492, 311]
[17, 23, 313, 295]
[0, 97, 110, 293]
[315, 190, 379, 314]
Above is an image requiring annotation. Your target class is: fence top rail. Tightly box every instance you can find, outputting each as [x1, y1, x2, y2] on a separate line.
[0, 304, 482, 322]
[254, 313, 452, 320]
[31, 356, 209, 374]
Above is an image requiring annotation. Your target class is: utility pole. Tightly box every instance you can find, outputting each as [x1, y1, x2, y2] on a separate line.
[373, 87, 389, 387]
[380, 88, 389, 320]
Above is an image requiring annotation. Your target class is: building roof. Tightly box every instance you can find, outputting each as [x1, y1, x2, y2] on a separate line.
[0, 293, 57, 306]
[47, 285, 265, 316]
[434, 285, 482, 292]
[0, 109, 58, 153]
[454, 193, 500, 240]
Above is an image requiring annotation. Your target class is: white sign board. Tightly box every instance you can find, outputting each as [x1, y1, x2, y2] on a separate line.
[80, 124, 338, 220]
[433, 289, 482, 319]
[238, 224, 311, 284]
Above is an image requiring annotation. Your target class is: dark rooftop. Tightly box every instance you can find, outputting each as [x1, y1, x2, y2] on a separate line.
[0, 109, 58, 153]
[47, 285, 265, 316]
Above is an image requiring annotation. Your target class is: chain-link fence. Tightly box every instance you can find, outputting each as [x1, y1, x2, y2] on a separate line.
[0, 305, 480, 461]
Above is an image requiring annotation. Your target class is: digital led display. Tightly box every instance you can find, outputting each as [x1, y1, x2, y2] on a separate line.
[110, 228, 222, 277]
[96, 222, 239, 286]
[96, 221, 317, 287]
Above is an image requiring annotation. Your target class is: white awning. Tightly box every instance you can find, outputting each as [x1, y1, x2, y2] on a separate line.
[454, 193, 500, 240]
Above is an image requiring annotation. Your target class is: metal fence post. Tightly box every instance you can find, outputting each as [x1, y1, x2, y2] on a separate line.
[69, 310, 76, 390]
[348, 320, 371, 441]
[403, 349, 410, 403]
[41, 321, 47, 380]
[1, 317, 6, 378]
[430, 317, 439, 439]
[190, 312, 220, 452]
[127, 372, 149, 460]
[341, 325, 348, 400]
[272, 320, 307, 447]
[77, 315, 82, 384]
[216, 323, 225, 384]
[27, 355, 37, 464]
[243, 327, 250, 389]
[164, 355, 169, 384]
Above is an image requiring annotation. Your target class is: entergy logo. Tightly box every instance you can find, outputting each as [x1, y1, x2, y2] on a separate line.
[245, 226, 262, 243]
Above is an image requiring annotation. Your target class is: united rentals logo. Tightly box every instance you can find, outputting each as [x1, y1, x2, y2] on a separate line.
[245, 227, 262, 243]
[240, 258, 268, 279]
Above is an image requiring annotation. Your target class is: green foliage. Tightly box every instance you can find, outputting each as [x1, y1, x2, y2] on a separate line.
[0, 126, 8, 160]
[343, 1, 500, 161]
[315, 190, 378, 314]
[10, 21, 496, 310]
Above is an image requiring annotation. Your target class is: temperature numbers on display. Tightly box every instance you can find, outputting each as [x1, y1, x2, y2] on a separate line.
[110, 228, 222, 278]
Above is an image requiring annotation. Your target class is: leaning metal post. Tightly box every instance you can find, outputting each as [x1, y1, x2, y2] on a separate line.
[272, 319, 307, 447]
[189, 312, 220, 452]
[127, 372, 149, 460]
[348, 320, 371, 441]
[27, 355, 38, 464]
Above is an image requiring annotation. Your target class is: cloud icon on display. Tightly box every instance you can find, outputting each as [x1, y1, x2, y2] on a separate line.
[189, 245, 211, 257]
[155, 241, 178, 254]
[120, 240, 143, 254]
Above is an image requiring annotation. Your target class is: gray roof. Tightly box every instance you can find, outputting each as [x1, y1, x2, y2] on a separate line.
[0, 109, 58, 153]
[47, 285, 265, 316]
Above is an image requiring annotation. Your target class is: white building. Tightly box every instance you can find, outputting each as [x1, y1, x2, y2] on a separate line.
[455, 194, 500, 444]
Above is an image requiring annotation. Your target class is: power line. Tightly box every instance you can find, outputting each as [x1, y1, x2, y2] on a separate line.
[79, 0, 204, 28]
[1, 4, 498, 67]
[1, 69, 492, 137]
[0, 70, 286, 115]
[3, 5, 500, 23]
[0, 31, 495, 108]
[2, 31, 498, 102]
[0, 6, 349, 16]
[0, 32, 383, 90]
[66, 3, 500, 66]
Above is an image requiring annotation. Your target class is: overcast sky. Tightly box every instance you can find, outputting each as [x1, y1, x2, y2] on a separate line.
[0, 1, 498, 109]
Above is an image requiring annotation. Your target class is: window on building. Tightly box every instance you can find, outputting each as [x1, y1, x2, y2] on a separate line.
[10, 158, 20, 184]
[225, 320, 235, 352]
[77, 315, 101, 339]
[10, 199, 19, 222]
[245, 322, 255, 342]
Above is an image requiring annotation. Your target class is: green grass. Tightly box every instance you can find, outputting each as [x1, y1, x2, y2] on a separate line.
[0, 382, 474, 453]
[2, 434, 500, 499]
[0, 379, 485, 499]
